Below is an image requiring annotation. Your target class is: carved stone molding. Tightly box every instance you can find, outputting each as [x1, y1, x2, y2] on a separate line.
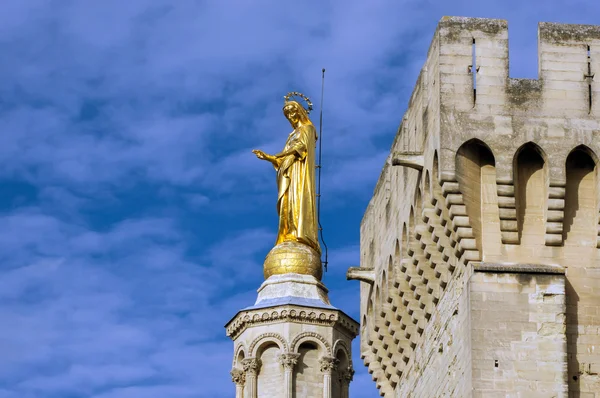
[226, 305, 359, 340]
[319, 356, 339, 374]
[278, 352, 301, 370]
[290, 332, 332, 356]
[230, 368, 245, 385]
[248, 332, 289, 356]
[241, 358, 261, 376]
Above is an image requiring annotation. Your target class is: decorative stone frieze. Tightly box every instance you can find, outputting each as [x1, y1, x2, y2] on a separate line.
[226, 304, 358, 340]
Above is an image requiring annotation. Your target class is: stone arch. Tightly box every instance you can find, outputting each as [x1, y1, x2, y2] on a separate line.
[514, 141, 549, 166]
[382, 264, 390, 305]
[333, 339, 352, 364]
[374, 283, 383, 318]
[571, 145, 599, 165]
[249, 332, 288, 357]
[399, 223, 409, 273]
[423, 170, 432, 204]
[514, 142, 548, 245]
[386, 255, 394, 297]
[408, 207, 416, 253]
[432, 150, 440, 186]
[408, 207, 415, 234]
[456, 139, 499, 253]
[563, 145, 598, 246]
[366, 296, 374, 330]
[291, 332, 332, 356]
[401, 223, 408, 256]
[233, 343, 247, 367]
[414, 186, 423, 221]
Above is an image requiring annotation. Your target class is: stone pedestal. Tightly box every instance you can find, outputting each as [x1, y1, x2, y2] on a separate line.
[255, 273, 330, 306]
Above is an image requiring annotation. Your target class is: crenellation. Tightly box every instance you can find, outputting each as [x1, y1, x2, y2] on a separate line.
[354, 16, 600, 398]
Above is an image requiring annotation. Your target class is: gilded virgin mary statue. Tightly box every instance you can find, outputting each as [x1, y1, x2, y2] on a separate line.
[253, 93, 322, 280]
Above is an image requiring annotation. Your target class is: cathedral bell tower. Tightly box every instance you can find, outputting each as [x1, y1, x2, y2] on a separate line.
[225, 93, 358, 398]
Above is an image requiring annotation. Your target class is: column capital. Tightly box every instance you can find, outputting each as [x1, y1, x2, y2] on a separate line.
[230, 368, 246, 386]
[340, 366, 355, 383]
[278, 352, 301, 370]
[242, 358, 262, 376]
[319, 356, 339, 374]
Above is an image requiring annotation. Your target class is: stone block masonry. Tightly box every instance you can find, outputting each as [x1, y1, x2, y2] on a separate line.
[471, 264, 567, 397]
[351, 16, 600, 397]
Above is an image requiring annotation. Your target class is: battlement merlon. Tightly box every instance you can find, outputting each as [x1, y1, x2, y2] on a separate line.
[362, 17, 600, 233]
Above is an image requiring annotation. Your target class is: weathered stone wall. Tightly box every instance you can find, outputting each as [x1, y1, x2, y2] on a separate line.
[358, 16, 600, 397]
[470, 266, 567, 397]
[394, 264, 473, 397]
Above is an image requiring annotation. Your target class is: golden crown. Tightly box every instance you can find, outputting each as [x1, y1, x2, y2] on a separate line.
[284, 91, 313, 114]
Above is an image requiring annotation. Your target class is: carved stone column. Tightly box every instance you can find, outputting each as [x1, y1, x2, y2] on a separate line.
[339, 366, 355, 398]
[278, 352, 300, 398]
[230, 368, 246, 398]
[319, 356, 339, 398]
[242, 358, 261, 398]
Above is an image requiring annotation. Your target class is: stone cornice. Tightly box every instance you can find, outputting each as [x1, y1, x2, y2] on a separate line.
[225, 304, 359, 341]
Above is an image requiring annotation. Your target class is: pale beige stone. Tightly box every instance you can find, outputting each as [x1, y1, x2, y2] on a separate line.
[355, 16, 600, 398]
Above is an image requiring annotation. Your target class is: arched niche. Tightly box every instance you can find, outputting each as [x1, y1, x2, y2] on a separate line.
[375, 285, 383, 318]
[256, 342, 283, 397]
[514, 142, 548, 245]
[432, 150, 440, 187]
[424, 170, 433, 205]
[234, 344, 246, 368]
[295, 341, 324, 397]
[563, 145, 598, 247]
[400, 223, 409, 273]
[385, 256, 394, 304]
[332, 342, 351, 398]
[455, 139, 499, 254]
[382, 266, 390, 306]
[249, 333, 288, 357]
[414, 187, 423, 221]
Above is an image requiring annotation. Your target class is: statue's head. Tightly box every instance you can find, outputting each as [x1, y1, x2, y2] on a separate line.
[283, 101, 308, 125]
[283, 92, 312, 127]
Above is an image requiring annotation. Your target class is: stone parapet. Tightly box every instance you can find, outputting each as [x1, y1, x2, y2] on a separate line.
[357, 16, 600, 397]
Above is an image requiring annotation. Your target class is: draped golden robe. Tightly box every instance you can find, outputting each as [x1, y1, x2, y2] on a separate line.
[274, 124, 321, 253]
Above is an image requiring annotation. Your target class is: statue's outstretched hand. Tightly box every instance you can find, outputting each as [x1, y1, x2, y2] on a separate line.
[253, 149, 267, 159]
[253, 149, 280, 167]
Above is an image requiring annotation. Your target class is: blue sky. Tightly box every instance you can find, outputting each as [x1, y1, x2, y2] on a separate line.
[1, 1, 599, 397]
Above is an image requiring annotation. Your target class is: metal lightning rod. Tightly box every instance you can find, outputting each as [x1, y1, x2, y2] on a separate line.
[316, 68, 328, 272]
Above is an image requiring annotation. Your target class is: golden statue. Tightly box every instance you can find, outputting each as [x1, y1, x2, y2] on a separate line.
[253, 93, 322, 280]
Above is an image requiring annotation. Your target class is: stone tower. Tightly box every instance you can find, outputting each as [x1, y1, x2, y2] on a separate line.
[226, 273, 358, 398]
[348, 17, 600, 397]
[226, 95, 358, 398]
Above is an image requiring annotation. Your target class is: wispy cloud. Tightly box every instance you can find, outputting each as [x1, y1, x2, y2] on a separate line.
[2, 1, 600, 397]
